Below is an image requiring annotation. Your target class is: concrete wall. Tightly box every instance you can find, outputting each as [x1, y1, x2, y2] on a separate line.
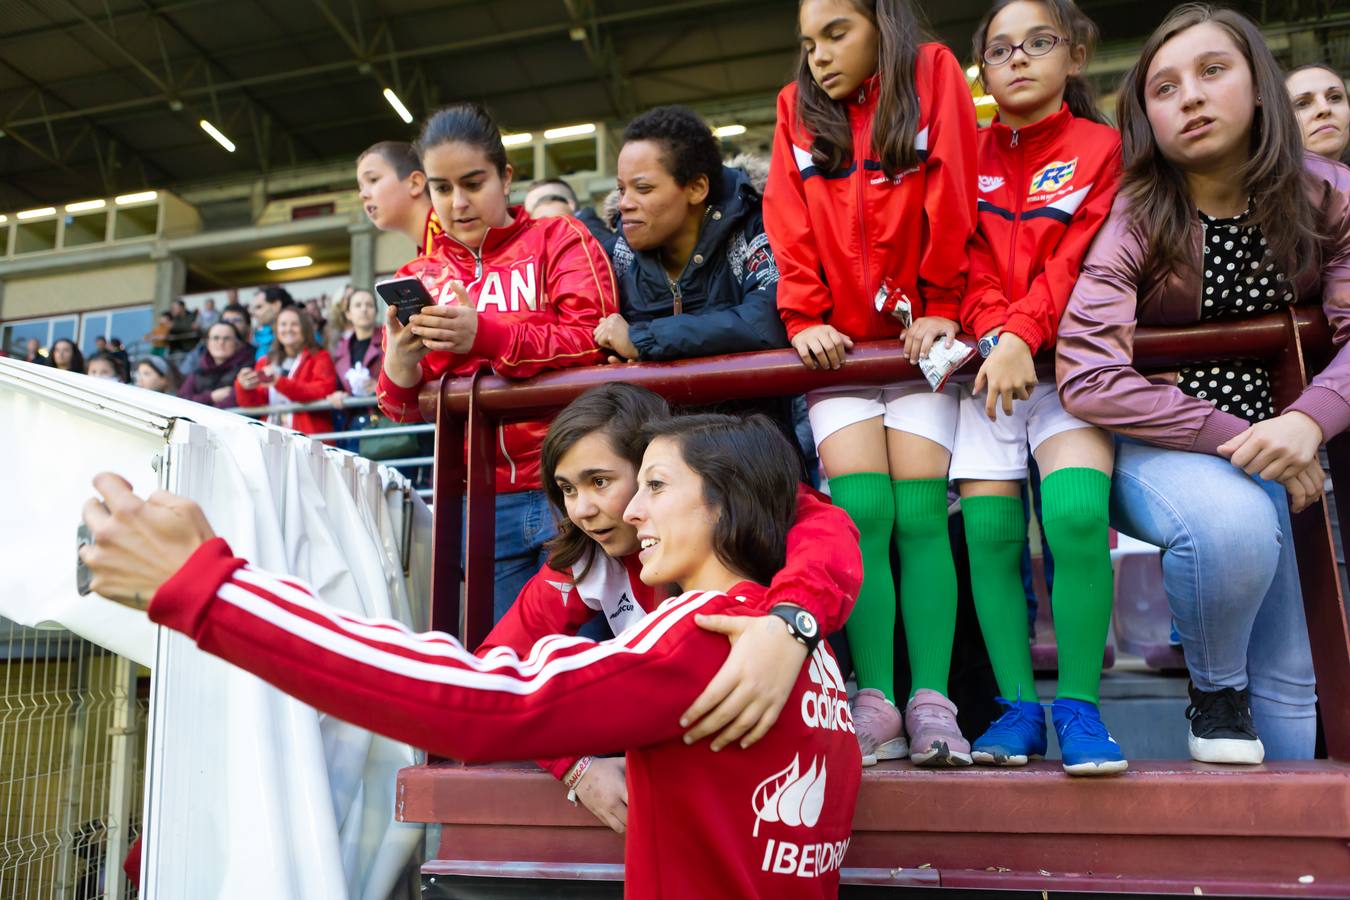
[1, 262, 158, 320]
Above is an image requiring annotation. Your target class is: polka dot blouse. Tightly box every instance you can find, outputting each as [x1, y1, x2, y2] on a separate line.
[1177, 206, 1294, 423]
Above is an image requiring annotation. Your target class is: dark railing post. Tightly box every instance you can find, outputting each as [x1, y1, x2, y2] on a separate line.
[462, 371, 498, 650]
[430, 370, 465, 636]
[1286, 310, 1350, 760]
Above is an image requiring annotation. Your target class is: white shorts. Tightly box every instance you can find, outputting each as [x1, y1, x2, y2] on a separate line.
[949, 384, 1092, 481]
[806, 382, 959, 452]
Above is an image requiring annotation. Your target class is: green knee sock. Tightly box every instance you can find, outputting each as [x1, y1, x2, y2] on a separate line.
[830, 472, 898, 702]
[893, 478, 959, 698]
[962, 495, 1039, 702]
[1041, 468, 1114, 704]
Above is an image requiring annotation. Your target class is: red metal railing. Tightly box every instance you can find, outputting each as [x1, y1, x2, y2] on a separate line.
[419, 306, 1350, 760]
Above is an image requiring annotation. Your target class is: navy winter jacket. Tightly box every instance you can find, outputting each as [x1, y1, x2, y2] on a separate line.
[611, 166, 787, 361]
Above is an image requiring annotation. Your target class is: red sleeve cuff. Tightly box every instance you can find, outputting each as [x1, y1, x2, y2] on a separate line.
[469, 314, 510, 360]
[148, 537, 247, 640]
[967, 307, 1008, 344]
[1001, 313, 1047, 356]
[781, 311, 821, 342]
[538, 756, 582, 780]
[1190, 409, 1251, 455]
[922, 295, 962, 321]
[1285, 385, 1349, 442]
[376, 369, 425, 423]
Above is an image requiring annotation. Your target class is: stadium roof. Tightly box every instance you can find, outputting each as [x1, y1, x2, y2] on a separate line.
[0, 0, 1313, 210]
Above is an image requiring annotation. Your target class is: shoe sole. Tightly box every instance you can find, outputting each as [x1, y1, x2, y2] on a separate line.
[911, 741, 973, 767]
[1189, 732, 1265, 765]
[972, 750, 1038, 767]
[1062, 758, 1129, 776]
[860, 737, 909, 768]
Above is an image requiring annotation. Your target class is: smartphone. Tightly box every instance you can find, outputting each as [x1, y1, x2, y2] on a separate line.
[76, 523, 94, 596]
[376, 276, 436, 325]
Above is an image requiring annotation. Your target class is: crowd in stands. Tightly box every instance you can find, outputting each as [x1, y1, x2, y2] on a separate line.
[38, 0, 1350, 890]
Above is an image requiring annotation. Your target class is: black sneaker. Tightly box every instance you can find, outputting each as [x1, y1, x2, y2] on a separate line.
[1185, 683, 1265, 764]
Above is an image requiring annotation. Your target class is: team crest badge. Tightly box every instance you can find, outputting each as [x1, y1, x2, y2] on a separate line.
[1029, 158, 1078, 197]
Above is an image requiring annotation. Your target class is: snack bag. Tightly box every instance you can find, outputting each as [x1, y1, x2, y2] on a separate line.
[874, 282, 912, 329]
[918, 338, 978, 392]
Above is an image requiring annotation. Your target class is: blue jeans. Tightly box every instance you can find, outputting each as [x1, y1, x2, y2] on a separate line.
[464, 490, 557, 624]
[1110, 438, 1317, 759]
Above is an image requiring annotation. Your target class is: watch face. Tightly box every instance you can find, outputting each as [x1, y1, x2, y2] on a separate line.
[794, 610, 818, 639]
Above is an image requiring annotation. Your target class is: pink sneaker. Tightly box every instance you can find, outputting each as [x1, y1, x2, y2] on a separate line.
[851, 688, 908, 767]
[904, 689, 972, 767]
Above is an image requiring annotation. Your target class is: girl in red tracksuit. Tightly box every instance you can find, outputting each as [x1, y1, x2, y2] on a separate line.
[234, 306, 339, 437]
[765, 0, 978, 768]
[102, 414, 861, 900]
[377, 102, 618, 624]
[952, 0, 1123, 774]
[477, 383, 862, 834]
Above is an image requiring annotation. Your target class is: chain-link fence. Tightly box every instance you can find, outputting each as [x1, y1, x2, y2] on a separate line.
[0, 620, 146, 900]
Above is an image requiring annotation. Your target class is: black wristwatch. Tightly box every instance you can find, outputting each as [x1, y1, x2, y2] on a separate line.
[769, 604, 821, 654]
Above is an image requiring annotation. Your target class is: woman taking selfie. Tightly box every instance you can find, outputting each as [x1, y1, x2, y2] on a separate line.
[479, 383, 861, 833]
[80, 414, 862, 899]
[1057, 3, 1350, 764]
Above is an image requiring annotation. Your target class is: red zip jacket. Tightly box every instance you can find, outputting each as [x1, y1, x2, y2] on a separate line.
[962, 104, 1122, 352]
[234, 348, 339, 437]
[479, 483, 863, 779]
[765, 43, 978, 342]
[377, 207, 618, 492]
[151, 539, 862, 900]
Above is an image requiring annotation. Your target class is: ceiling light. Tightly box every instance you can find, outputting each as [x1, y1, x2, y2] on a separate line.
[569, 26, 587, 41]
[966, 65, 980, 78]
[382, 88, 414, 125]
[266, 255, 312, 271]
[501, 132, 533, 147]
[65, 199, 107, 213]
[713, 124, 747, 138]
[115, 190, 159, 205]
[544, 123, 596, 140]
[0, 215, 7, 224]
[16, 207, 56, 220]
[199, 119, 236, 153]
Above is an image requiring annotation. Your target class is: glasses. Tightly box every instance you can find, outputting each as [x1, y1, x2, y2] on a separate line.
[983, 34, 1065, 66]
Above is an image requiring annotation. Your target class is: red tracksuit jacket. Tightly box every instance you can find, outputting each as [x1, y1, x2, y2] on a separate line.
[151, 539, 862, 899]
[961, 104, 1122, 352]
[234, 348, 339, 437]
[765, 43, 978, 342]
[376, 207, 618, 491]
[479, 483, 863, 779]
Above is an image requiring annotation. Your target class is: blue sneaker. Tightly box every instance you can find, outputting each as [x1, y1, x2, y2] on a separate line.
[1052, 698, 1128, 776]
[971, 698, 1047, 766]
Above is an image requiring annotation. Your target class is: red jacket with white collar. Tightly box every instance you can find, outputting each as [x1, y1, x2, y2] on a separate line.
[376, 207, 618, 492]
[961, 104, 1122, 353]
[765, 43, 978, 342]
[479, 483, 863, 780]
[151, 540, 861, 900]
[234, 348, 339, 437]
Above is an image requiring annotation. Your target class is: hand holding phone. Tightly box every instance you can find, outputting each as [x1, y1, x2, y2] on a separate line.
[376, 276, 436, 325]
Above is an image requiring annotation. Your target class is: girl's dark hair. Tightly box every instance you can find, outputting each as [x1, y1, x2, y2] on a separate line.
[266, 306, 323, 365]
[88, 351, 128, 382]
[795, 0, 925, 177]
[971, 0, 1107, 125]
[135, 355, 182, 392]
[1117, 3, 1324, 283]
[415, 102, 508, 176]
[357, 141, 424, 180]
[621, 105, 725, 203]
[51, 338, 85, 374]
[542, 384, 672, 575]
[641, 413, 799, 587]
